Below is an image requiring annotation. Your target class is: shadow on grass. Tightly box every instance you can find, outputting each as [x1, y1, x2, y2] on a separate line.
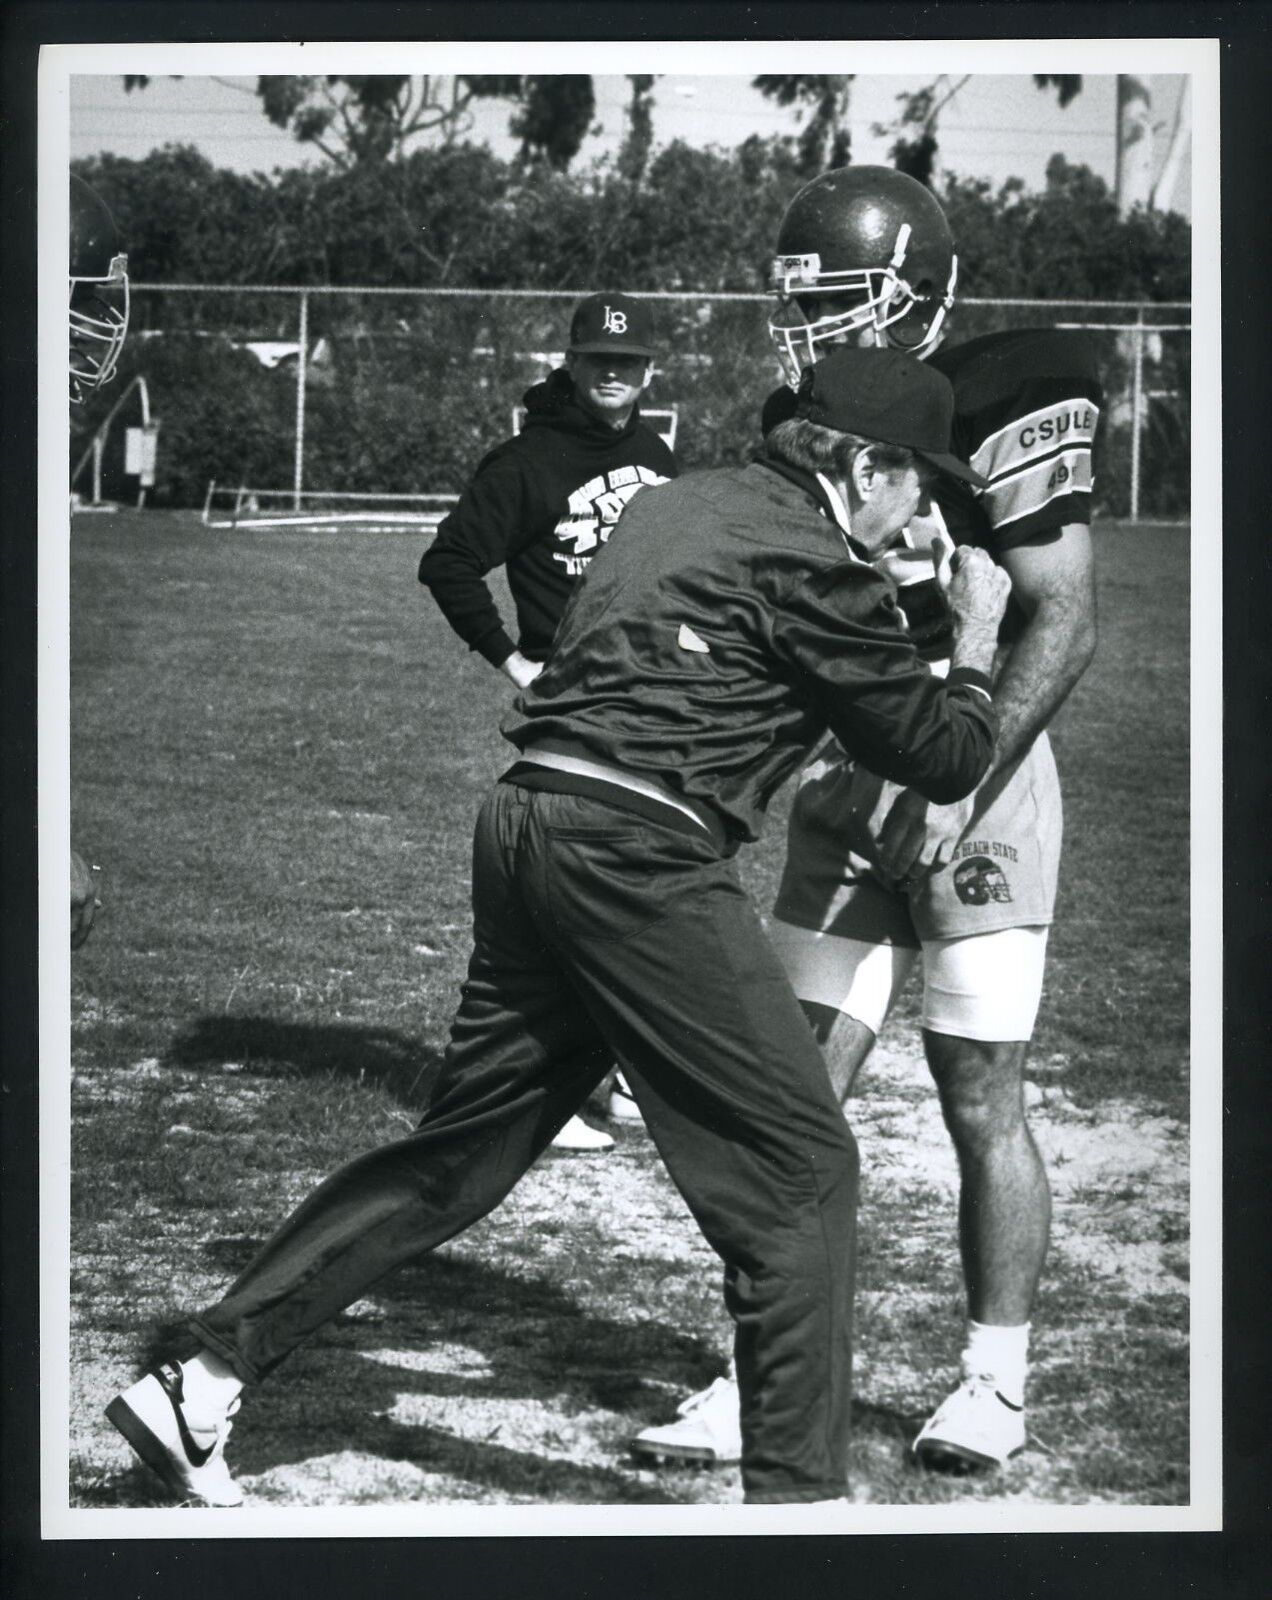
[167, 1014, 443, 1109]
[88, 1248, 922, 1508]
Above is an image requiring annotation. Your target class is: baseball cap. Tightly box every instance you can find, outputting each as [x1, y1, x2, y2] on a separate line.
[567, 292, 657, 358]
[794, 346, 988, 488]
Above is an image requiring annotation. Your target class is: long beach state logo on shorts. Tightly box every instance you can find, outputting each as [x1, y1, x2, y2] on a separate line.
[553, 465, 671, 575]
[953, 854, 1014, 906]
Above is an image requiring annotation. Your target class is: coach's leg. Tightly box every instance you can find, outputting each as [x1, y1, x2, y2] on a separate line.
[537, 814, 859, 1504]
[630, 929, 909, 1470]
[106, 785, 612, 1505]
[186, 785, 610, 1383]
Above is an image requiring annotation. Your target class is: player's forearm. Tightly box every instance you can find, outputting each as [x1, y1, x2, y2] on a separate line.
[987, 592, 1097, 771]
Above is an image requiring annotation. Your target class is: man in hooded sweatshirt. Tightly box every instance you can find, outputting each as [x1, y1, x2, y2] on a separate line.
[418, 292, 678, 1150]
[418, 291, 679, 692]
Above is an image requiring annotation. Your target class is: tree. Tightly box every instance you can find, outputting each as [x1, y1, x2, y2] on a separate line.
[878, 76, 970, 187]
[509, 77, 596, 170]
[1114, 75, 1154, 216]
[123, 74, 596, 171]
[1034, 74, 1083, 109]
[1035, 74, 1191, 219]
[754, 76, 852, 176]
[618, 75, 657, 186]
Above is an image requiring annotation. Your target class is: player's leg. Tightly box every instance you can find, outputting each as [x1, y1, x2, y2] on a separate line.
[924, 1026, 1050, 1327]
[773, 922, 917, 1101]
[909, 938, 1050, 1472]
[908, 736, 1061, 1470]
[106, 783, 611, 1504]
[769, 746, 921, 1103]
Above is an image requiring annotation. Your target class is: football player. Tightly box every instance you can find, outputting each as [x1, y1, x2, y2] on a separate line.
[70, 172, 129, 405]
[632, 166, 1101, 1475]
[69, 173, 130, 946]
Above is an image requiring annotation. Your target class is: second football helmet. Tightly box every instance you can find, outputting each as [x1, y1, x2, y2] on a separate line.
[70, 174, 129, 402]
[769, 166, 957, 382]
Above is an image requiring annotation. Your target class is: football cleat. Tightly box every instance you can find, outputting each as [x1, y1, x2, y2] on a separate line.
[607, 1072, 645, 1125]
[551, 1113, 614, 1152]
[105, 1361, 244, 1506]
[912, 1374, 1027, 1472]
[630, 1375, 742, 1467]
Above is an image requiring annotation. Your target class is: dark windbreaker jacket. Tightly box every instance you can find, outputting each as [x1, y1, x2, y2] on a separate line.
[505, 460, 997, 847]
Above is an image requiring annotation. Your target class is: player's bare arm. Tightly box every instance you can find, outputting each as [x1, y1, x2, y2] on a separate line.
[873, 522, 1096, 881]
[989, 522, 1098, 763]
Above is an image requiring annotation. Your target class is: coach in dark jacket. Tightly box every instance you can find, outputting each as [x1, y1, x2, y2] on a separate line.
[418, 292, 678, 689]
[112, 348, 1011, 1514]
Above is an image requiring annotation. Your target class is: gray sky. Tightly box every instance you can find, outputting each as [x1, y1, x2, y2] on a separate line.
[70, 72, 1192, 216]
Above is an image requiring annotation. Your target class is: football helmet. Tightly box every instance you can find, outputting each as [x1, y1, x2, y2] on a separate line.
[70, 174, 129, 402]
[769, 166, 957, 382]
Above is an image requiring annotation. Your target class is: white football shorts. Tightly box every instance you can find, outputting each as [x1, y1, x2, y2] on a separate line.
[767, 920, 1050, 1043]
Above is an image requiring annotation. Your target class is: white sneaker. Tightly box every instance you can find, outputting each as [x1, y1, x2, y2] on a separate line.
[912, 1374, 1027, 1471]
[551, 1113, 614, 1152]
[607, 1072, 645, 1125]
[630, 1375, 742, 1466]
[105, 1361, 244, 1506]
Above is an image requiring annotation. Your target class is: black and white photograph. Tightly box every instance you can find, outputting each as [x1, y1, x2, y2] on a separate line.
[37, 35, 1219, 1539]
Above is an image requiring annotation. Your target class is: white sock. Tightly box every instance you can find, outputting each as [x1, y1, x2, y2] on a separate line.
[961, 1320, 1029, 1408]
[179, 1348, 244, 1416]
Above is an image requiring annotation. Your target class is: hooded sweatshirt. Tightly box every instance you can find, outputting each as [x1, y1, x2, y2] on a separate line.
[418, 368, 678, 667]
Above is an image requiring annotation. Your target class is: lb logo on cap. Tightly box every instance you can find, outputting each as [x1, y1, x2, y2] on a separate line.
[568, 292, 657, 358]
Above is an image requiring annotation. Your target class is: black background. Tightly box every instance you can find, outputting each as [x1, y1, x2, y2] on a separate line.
[4, 4, 1268, 1595]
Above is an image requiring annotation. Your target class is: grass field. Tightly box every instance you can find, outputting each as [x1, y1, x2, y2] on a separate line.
[65, 510, 1192, 1512]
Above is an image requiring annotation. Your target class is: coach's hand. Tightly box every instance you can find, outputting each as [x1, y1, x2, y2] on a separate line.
[500, 650, 545, 690]
[874, 787, 978, 885]
[943, 545, 1010, 683]
[943, 545, 1011, 626]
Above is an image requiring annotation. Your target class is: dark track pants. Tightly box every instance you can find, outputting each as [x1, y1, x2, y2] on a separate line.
[190, 781, 859, 1504]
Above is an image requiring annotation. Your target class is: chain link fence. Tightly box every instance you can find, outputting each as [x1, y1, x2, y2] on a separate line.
[70, 285, 1190, 524]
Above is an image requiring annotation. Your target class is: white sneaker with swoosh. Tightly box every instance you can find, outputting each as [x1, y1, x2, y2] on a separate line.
[106, 1361, 244, 1506]
[912, 1373, 1027, 1471]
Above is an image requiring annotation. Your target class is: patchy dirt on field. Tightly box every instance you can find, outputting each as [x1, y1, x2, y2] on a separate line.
[66, 1029, 1189, 1515]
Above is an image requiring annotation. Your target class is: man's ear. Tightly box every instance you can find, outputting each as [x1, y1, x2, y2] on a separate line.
[640, 360, 655, 393]
[851, 446, 878, 500]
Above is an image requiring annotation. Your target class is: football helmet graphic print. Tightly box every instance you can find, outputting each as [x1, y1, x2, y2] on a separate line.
[70, 174, 130, 402]
[953, 855, 1014, 907]
[769, 166, 957, 383]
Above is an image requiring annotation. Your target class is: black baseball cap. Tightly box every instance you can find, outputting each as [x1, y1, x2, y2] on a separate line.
[795, 346, 988, 489]
[568, 292, 657, 358]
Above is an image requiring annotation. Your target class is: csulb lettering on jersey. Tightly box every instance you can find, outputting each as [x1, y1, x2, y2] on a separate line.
[762, 326, 1104, 663]
[933, 327, 1103, 549]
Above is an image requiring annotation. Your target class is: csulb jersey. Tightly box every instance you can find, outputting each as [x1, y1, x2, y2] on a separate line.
[763, 327, 1104, 661]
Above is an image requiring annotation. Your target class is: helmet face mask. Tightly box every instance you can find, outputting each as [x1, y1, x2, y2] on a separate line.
[70, 176, 129, 402]
[768, 168, 958, 385]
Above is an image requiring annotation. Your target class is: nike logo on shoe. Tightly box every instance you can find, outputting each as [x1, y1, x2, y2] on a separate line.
[154, 1361, 216, 1466]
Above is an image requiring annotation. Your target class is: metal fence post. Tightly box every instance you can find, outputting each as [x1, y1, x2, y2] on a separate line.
[1130, 306, 1144, 523]
[294, 289, 309, 512]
